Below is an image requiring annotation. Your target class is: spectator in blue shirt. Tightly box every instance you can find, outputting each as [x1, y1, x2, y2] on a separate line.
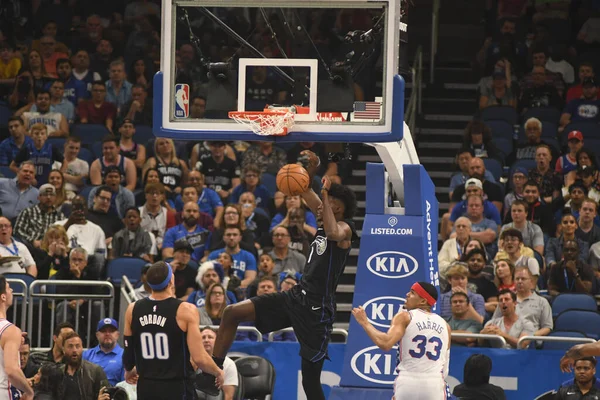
[82, 318, 124, 386]
[230, 164, 272, 213]
[0, 117, 33, 166]
[33, 80, 75, 123]
[560, 77, 600, 131]
[449, 178, 502, 231]
[173, 170, 223, 220]
[105, 60, 133, 114]
[207, 226, 257, 288]
[449, 148, 496, 199]
[162, 201, 211, 261]
[0, 161, 39, 220]
[56, 58, 87, 107]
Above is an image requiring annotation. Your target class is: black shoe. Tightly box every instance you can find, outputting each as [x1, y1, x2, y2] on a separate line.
[195, 371, 220, 396]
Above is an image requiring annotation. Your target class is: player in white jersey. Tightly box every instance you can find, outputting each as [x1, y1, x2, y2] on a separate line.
[353, 281, 451, 400]
[0, 275, 34, 400]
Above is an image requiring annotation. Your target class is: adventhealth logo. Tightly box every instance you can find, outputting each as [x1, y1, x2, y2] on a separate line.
[350, 345, 397, 385]
[363, 296, 406, 328]
[366, 251, 418, 279]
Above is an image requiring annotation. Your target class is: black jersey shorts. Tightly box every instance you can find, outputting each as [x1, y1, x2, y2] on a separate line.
[250, 287, 335, 362]
[137, 377, 197, 400]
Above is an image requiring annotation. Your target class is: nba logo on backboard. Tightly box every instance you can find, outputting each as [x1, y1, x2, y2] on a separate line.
[174, 83, 189, 118]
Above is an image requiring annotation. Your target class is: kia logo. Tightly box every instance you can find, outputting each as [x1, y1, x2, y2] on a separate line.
[366, 251, 418, 279]
[363, 296, 406, 328]
[350, 345, 398, 385]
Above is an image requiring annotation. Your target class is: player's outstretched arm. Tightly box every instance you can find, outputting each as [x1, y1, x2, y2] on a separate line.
[3, 326, 34, 398]
[561, 341, 600, 372]
[320, 176, 352, 242]
[298, 150, 323, 215]
[352, 306, 409, 351]
[181, 303, 224, 380]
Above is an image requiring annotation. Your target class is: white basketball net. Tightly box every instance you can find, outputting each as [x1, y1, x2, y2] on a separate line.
[229, 110, 295, 136]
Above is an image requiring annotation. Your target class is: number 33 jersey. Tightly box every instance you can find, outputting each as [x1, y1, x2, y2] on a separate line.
[397, 309, 449, 377]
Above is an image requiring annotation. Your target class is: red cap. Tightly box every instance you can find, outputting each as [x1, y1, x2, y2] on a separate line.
[568, 130, 584, 141]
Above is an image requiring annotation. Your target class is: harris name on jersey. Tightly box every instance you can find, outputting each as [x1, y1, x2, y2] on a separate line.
[414, 317, 444, 335]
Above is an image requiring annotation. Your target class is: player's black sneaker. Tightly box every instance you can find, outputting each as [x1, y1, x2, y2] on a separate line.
[195, 371, 220, 396]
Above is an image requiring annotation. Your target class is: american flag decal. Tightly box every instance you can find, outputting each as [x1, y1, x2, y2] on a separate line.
[353, 101, 382, 120]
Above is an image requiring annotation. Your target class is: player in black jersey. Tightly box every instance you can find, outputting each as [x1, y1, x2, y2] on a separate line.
[197, 150, 357, 399]
[123, 261, 224, 399]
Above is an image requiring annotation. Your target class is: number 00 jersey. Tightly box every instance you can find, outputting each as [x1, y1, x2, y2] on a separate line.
[131, 297, 194, 381]
[397, 309, 449, 377]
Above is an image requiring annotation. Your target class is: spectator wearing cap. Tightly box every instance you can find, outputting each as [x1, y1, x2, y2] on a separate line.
[111, 207, 156, 262]
[503, 167, 528, 217]
[439, 263, 485, 324]
[448, 149, 497, 200]
[163, 202, 211, 262]
[506, 119, 558, 166]
[201, 141, 241, 201]
[479, 68, 517, 110]
[77, 81, 117, 133]
[14, 183, 65, 252]
[560, 77, 600, 132]
[447, 178, 501, 237]
[439, 217, 472, 278]
[576, 197, 600, 245]
[450, 157, 503, 213]
[566, 62, 595, 103]
[500, 200, 545, 255]
[547, 213, 590, 269]
[119, 119, 147, 170]
[187, 260, 236, 308]
[82, 318, 124, 386]
[118, 84, 153, 127]
[86, 185, 125, 248]
[495, 228, 541, 280]
[556, 131, 584, 177]
[88, 166, 135, 219]
[549, 239, 594, 296]
[451, 195, 498, 257]
[170, 239, 199, 300]
[528, 144, 562, 204]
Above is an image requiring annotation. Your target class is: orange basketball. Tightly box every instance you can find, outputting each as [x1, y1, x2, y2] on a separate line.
[276, 164, 310, 196]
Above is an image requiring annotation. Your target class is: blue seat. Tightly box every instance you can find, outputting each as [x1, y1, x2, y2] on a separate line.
[552, 293, 597, 318]
[542, 331, 592, 351]
[485, 120, 514, 141]
[510, 159, 537, 176]
[480, 106, 518, 125]
[555, 310, 600, 339]
[77, 147, 95, 166]
[540, 121, 559, 139]
[79, 185, 96, 201]
[3, 273, 35, 291]
[483, 158, 502, 181]
[47, 138, 66, 151]
[91, 142, 103, 159]
[0, 166, 15, 179]
[73, 124, 110, 145]
[544, 137, 561, 154]
[0, 104, 10, 126]
[261, 173, 277, 196]
[523, 107, 561, 125]
[494, 138, 512, 158]
[135, 125, 155, 143]
[106, 257, 148, 285]
[562, 122, 600, 143]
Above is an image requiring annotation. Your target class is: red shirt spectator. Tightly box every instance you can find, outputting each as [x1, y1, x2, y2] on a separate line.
[77, 81, 117, 131]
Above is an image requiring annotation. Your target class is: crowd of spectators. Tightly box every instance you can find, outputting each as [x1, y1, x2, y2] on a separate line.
[0, 2, 362, 399]
[438, 0, 600, 359]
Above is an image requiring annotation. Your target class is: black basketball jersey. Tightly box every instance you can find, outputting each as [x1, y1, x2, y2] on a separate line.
[131, 297, 194, 381]
[120, 143, 138, 160]
[156, 157, 184, 191]
[299, 219, 357, 301]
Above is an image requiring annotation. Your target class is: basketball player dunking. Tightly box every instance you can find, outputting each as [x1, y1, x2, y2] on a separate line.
[353, 282, 452, 400]
[0, 275, 34, 400]
[123, 262, 224, 400]
[197, 150, 358, 400]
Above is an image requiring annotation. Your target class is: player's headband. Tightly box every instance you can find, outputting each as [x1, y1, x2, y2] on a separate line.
[411, 282, 436, 307]
[148, 263, 173, 291]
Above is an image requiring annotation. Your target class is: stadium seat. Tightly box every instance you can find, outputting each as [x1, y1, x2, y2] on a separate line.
[235, 356, 275, 400]
[509, 159, 536, 176]
[484, 120, 514, 141]
[561, 122, 600, 144]
[106, 257, 148, 285]
[0, 166, 15, 179]
[79, 185, 96, 202]
[91, 141, 103, 159]
[261, 173, 277, 196]
[543, 137, 561, 154]
[196, 372, 244, 400]
[47, 137, 66, 150]
[552, 293, 597, 318]
[78, 147, 95, 165]
[494, 138, 512, 158]
[73, 124, 110, 145]
[483, 158, 502, 181]
[0, 104, 10, 127]
[554, 310, 600, 339]
[523, 107, 561, 125]
[480, 106, 518, 125]
[3, 273, 35, 290]
[540, 121, 559, 139]
[135, 125, 155, 143]
[541, 331, 591, 350]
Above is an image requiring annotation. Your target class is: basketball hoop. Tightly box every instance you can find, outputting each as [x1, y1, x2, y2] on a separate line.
[229, 110, 295, 136]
